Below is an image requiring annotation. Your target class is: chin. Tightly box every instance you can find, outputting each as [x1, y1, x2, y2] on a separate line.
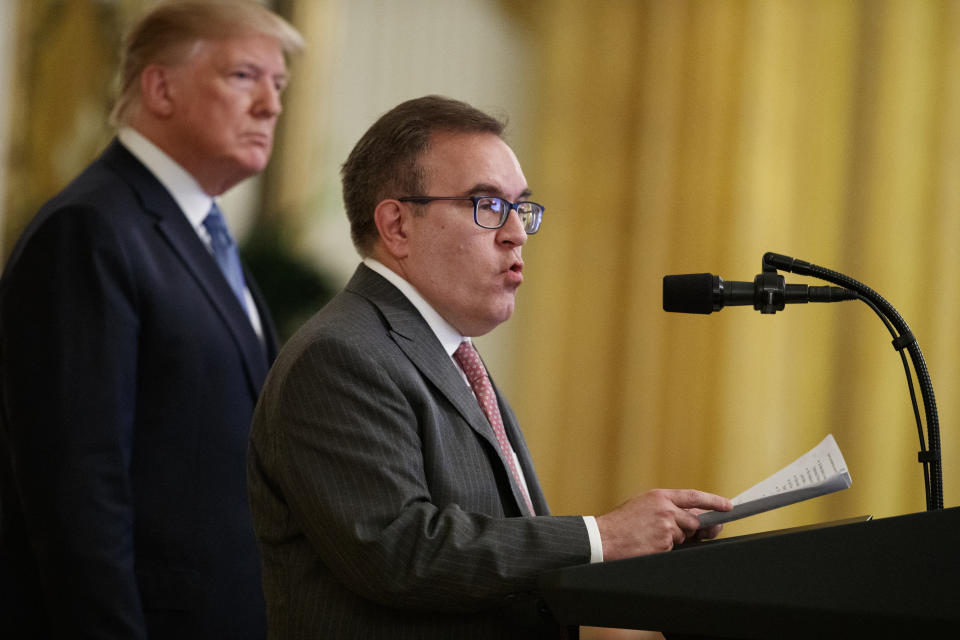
[461, 314, 509, 338]
[243, 157, 271, 174]
[485, 307, 516, 333]
[236, 148, 272, 173]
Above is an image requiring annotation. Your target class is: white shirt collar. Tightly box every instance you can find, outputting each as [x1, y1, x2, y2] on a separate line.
[118, 127, 214, 229]
[362, 257, 467, 357]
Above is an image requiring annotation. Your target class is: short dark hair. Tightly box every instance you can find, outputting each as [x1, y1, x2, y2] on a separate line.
[340, 95, 506, 256]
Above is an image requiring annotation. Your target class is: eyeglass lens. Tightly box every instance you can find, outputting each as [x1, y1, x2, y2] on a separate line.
[475, 197, 542, 233]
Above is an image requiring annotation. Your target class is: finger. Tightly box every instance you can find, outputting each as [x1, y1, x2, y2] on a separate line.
[675, 508, 702, 534]
[670, 489, 733, 512]
[671, 523, 686, 547]
[696, 523, 723, 540]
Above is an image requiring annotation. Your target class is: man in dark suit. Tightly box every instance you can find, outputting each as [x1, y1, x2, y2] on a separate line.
[0, 2, 302, 638]
[248, 95, 732, 638]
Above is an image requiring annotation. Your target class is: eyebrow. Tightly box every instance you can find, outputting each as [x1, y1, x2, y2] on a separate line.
[464, 183, 533, 200]
[233, 60, 289, 85]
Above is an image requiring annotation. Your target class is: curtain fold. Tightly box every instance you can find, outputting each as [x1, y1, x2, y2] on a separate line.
[5, 0, 957, 536]
[512, 0, 960, 533]
[1, 0, 134, 257]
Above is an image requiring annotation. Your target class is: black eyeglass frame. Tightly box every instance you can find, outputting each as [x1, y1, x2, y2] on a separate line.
[397, 196, 544, 234]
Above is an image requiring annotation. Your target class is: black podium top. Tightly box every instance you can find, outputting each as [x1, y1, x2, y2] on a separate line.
[538, 507, 959, 638]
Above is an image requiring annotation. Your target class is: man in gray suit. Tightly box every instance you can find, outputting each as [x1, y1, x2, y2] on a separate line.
[248, 95, 731, 638]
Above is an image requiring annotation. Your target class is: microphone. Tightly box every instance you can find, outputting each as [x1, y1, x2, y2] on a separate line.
[662, 251, 943, 511]
[663, 271, 857, 314]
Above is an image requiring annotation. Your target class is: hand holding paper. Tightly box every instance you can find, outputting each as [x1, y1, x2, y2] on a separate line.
[698, 434, 852, 528]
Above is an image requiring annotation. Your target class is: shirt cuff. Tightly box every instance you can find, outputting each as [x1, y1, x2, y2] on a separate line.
[582, 515, 603, 563]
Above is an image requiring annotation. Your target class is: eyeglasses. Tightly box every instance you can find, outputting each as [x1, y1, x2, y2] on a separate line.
[397, 196, 544, 234]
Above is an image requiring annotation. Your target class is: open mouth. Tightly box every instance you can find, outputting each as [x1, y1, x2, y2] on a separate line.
[505, 261, 524, 284]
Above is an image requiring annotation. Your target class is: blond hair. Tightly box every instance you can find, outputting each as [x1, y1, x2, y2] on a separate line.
[110, 0, 304, 127]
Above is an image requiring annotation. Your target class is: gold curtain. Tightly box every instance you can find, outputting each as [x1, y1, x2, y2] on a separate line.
[6, 0, 956, 533]
[511, 0, 960, 535]
[1, 0, 302, 259]
[2, 0, 146, 258]
[259, 0, 337, 232]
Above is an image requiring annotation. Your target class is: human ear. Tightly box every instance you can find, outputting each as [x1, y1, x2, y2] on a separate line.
[373, 199, 410, 259]
[139, 64, 175, 117]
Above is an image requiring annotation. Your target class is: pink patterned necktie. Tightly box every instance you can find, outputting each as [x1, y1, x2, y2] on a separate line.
[453, 341, 535, 516]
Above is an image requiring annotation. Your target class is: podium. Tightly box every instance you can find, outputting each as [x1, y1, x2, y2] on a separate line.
[538, 507, 959, 638]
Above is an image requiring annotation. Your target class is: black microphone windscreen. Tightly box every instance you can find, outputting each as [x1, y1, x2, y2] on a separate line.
[663, 273, 715, 314]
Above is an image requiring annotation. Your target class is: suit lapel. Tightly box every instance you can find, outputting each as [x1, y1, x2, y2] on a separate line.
[346, 267, 492, 437]
[346, 264, 539, 516]
[102, 141, 270, 393]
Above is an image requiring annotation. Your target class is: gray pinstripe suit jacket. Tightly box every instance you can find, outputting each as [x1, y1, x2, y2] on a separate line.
[248, 264, 590, 638]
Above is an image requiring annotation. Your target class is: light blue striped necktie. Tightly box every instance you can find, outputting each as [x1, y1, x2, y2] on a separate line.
[202, 201, 248, 313]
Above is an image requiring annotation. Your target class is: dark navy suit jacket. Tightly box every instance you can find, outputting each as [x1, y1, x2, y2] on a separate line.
[0, 140, 277, 638]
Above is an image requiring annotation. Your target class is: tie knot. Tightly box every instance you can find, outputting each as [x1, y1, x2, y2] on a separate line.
[453, 341, 487, 387]
[203, 202, 234, 248]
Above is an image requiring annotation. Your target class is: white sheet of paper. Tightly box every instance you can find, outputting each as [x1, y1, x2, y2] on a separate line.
[698, 434, 852, 528]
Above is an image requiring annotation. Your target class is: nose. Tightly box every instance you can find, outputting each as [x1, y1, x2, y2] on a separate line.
[497, 206, 528, 246]
[255, 79, 283, 118]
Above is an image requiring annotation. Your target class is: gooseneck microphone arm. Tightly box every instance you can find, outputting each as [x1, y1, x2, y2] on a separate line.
[763, 252, 942, 511]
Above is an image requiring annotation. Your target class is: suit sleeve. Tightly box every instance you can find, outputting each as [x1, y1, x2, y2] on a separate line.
[249, 331, 591, 613]
[1, 206, 146, 637]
